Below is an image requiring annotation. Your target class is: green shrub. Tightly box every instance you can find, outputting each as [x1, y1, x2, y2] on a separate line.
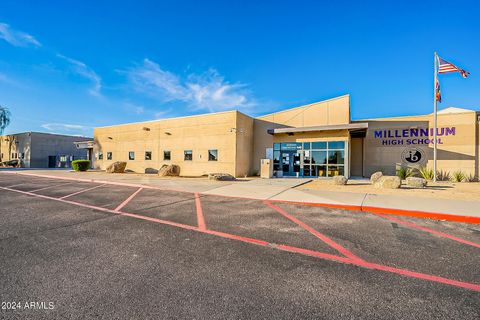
[419, 167, 434, 181]
[451, 170, 466, 183]
[396, 166, 414, 180]
[436, 170, 450, 181]
[71, 160, 90, 172]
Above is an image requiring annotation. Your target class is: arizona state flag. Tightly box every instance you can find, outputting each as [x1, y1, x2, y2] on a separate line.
[435, 79, 441, 102]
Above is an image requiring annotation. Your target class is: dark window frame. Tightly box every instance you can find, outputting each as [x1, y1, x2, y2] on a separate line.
[107, 152, 112, 160]
[163, 150, 171, 161]
[145, 151, 152, 160]
[208, 149, 218, 161]
[184, 150, 193, 161]
[128, 151, 135, 160]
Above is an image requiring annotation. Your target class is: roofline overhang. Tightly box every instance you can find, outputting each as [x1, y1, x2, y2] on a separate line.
[267, 123, 368, 135]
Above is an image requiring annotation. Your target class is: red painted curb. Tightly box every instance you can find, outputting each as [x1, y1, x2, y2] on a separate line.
[269, 199, 480, 225]
[361, 206, 480, 225]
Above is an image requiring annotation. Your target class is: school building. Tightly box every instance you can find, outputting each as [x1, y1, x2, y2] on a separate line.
[0, 132, 91, 168]
[91, 95, 480, 178]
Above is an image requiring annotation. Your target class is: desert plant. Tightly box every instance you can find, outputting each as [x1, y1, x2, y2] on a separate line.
[419, 166, 434, 181]
[396, 166, 414, 180]
[464, 174, 478, 182]
[71, 160, 90, 172]
[451, 170, 466, 183]
[436, 170, 451, 181]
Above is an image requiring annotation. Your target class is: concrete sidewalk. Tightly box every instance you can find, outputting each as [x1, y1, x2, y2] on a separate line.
[1, 169, 479, 221]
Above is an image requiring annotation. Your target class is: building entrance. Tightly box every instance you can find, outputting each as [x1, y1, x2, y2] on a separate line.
[273, 141, 346, 178]
[281, 151, 300, 177]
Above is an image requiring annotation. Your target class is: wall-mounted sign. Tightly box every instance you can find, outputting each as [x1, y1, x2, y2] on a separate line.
[373, 127, 456, 146]
[401, 148, 426, 165]
[280, 143, 302, 150]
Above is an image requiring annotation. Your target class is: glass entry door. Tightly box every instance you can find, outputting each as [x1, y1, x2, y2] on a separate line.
[281, 151, 300, 176]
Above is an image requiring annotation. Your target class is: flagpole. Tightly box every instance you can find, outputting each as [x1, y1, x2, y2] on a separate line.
[433, 52, 438, 182]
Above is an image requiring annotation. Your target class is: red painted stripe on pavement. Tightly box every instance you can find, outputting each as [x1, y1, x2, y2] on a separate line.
[114, 187, 143, 212]
[359, 261, 480, 292]
[275, 244, 354, 264]
[195, 193, 207, 230]
[375, 213, 480, 249]
[265, 201, 365, 262]
[1, 185, 479, 292]
[60, 184, 107, 199]
[3, 171, 479, 225]
[0, 171, 191, 194]
[276, 244, 480, 291]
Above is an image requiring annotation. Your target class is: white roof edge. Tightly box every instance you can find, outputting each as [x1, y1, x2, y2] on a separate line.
[95, 109, 240, 130]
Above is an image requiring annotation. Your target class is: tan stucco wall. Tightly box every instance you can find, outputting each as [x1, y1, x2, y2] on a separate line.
[94, 111, 250, 177]
[235, 111, 254, 177]
[252, 95, 351, 173]
[362, 111, 478, 177]
[256, 94, 350, 128]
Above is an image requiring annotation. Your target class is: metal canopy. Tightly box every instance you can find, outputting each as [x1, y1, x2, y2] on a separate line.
[74, 140, 95, 149]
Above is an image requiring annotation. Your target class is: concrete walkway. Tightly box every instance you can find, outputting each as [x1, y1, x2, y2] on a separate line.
[1, 169, 479, 221]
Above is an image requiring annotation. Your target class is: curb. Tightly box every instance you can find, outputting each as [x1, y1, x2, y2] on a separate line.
[2, 170, 479, 224]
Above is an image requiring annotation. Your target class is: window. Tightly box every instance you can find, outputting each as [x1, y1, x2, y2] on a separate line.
[311, 142, 327, 150]
[59, 155, 67, 162]
[19, 153, 25, 159]
[328, 141, 345, 149]
[208, 149, 218, 161]
[145, 151, 152, 160]
[129, 151, 135, 160]
[184, 150, 192, 161]
[163, 151, 171, 161]
[107, 152, 112, 160]
[98, 152, 103, 160]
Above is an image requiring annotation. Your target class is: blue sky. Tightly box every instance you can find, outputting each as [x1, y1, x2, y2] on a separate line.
[0, 0, 479, 137]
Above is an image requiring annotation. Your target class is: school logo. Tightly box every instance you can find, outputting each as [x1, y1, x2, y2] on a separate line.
[401, 148, 425, 165]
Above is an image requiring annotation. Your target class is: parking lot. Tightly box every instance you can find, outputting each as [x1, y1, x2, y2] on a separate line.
[0, 172, 479, 319]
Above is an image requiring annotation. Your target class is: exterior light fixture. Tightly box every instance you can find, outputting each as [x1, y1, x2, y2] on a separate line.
[142, 127, 150, 131]
[164, 132, 172, 135]
[108, 136, 113, 140]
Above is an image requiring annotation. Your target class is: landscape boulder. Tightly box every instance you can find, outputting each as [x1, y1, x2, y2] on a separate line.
[208, 173, 236, 181]
[406, 177, 427, 188]
[106, 161, 127, 173]
[145, 168, 159, 174]
[158, 164, 180, 177]
[332, 175, 348, 185]
[370, 171, 383, 183]
[374, 176, 401, 189]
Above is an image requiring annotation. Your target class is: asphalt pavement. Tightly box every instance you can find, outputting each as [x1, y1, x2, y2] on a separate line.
[0, 173, 479, 319]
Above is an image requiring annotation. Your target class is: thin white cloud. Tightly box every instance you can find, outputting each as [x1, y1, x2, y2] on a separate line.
[57, 54, 102, 97]
[154, 108, 174, 119]
[41, 123, 92, 136]
[0, 22, 41, 47]
[126, 59, 256, 112]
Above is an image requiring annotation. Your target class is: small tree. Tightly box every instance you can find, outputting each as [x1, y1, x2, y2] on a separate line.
[0, 106, 11, 163]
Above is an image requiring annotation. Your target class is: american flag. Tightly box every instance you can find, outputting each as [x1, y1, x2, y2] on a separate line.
[438, 57, 470, 78]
